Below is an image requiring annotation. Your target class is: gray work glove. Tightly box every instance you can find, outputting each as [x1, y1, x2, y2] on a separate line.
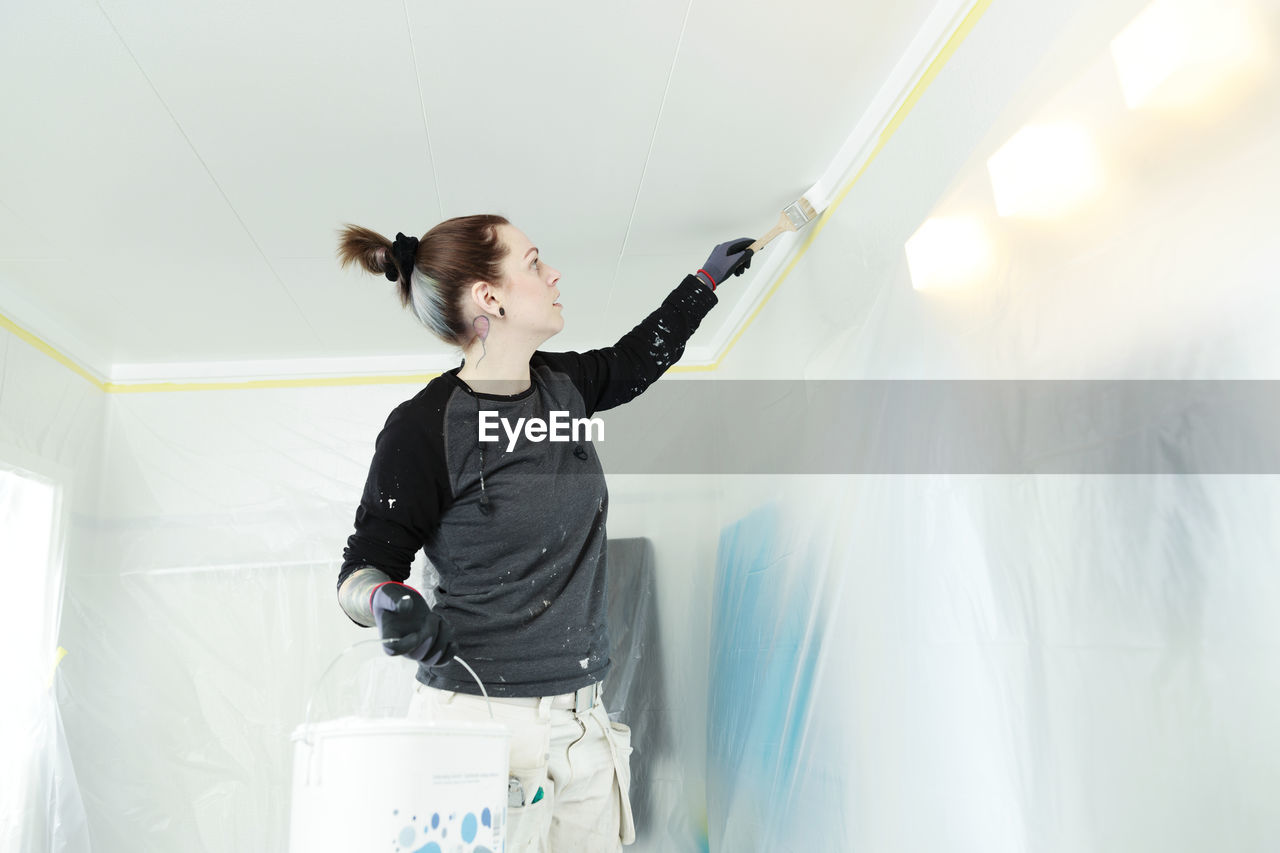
[696, 238, 755, 290]
[371, 583, 458, 667]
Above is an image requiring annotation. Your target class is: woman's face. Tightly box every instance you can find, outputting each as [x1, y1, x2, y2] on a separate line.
[496, 224, 564, 341]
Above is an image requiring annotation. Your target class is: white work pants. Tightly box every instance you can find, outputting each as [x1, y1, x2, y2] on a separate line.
[409, 682, 635, 852]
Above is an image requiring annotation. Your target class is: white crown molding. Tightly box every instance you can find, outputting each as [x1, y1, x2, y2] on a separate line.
[7, 0, 980, 388]
[106, 352, 464, 384]
[700, 0, 983, 366]
[0, 276, 112, 384]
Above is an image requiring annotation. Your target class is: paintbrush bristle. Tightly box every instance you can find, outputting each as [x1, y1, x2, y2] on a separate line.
[783, 197, 819, 229]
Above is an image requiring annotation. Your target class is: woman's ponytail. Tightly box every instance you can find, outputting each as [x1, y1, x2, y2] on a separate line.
[336, 215, 511, 347]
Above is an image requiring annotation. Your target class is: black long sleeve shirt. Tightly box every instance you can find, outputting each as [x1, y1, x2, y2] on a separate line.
[340, 275, 717, 696]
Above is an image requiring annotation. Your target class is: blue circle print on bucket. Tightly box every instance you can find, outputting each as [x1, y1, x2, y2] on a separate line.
[390, 803, 495, 852]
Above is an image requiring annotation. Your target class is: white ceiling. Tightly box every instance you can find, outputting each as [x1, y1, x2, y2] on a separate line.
[0, 0, 954, 382]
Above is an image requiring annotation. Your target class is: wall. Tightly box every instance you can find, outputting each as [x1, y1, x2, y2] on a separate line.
[704, 0, 1280, 849]
[44, 376, 721, 852]
[8, 0, 1280, 849]
[0, 326, 104, 852]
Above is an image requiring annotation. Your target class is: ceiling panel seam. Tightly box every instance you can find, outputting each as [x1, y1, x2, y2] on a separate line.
[403, 0, 445, 222]
[91, 0, 326, 348]
[7, 0, 992, 391]
[708, 0, 994, 370]
[606, 0, 699, 317]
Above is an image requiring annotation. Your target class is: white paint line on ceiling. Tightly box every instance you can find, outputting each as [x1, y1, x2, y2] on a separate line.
[0, 0, 983, 385]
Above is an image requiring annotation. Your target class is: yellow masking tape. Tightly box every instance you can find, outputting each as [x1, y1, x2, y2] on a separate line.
[46, 646, 68, 689]
[2, 0, 991, 392]
[102, 373, 442, 393]
[713, 0, 994, 369]
[0, 310, 108, 391]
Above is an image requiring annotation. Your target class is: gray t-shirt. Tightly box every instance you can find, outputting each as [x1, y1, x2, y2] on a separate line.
[340, 275, 717, 696]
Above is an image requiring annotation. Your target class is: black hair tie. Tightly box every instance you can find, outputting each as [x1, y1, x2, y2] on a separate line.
[387, 232, 420, 282]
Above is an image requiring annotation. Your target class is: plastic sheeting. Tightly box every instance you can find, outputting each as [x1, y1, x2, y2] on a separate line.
[53, 537, 667, 852]
[694, 0, 1280, 847]
[0, 326, 101, 853]
[6, 0, 1280, 850]
[704, 476, 1280, 851]
[42, 382, 720, 853]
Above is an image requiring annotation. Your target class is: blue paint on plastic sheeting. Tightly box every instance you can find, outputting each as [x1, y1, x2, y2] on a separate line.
[707, 501, 835, 847]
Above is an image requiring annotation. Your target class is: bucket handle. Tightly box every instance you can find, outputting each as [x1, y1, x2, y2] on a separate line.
[301, 638, 494, 744]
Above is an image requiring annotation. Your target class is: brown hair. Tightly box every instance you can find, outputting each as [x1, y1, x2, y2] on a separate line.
[336, 214, 511, 344]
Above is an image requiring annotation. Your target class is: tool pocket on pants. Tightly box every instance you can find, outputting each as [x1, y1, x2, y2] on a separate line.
[506, 765, 554, 853]
[415, 687, 554, 851]
[604, 718, 636, 845]
[502, 714, 554, 852]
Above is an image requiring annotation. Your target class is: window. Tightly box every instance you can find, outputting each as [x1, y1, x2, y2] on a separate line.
[0, 462, 63, 841]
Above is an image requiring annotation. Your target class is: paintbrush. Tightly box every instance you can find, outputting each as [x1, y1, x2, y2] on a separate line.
[748, 183, 828, 253]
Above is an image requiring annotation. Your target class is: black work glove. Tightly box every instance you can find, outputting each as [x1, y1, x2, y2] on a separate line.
[695, 238, 755, 290]
[371, 583, 458, 667]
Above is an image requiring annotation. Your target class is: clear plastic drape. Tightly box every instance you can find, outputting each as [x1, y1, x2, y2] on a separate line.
[8, 0, 1280, 849]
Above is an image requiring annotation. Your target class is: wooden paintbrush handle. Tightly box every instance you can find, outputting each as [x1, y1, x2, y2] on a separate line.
[748, 211, 791, 253]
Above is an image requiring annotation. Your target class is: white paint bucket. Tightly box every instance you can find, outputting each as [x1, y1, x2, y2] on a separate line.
[289, 715, 510, 853]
